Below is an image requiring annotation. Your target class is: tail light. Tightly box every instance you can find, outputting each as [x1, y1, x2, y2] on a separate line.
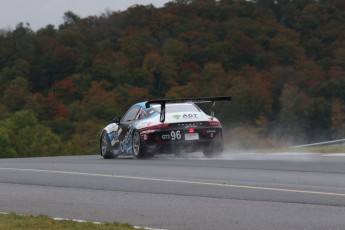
[208, 120, 221, 127]
[140, 123, 170, 132]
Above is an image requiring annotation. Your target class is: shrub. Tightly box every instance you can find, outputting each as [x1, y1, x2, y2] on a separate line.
[0, 110, 64, 158]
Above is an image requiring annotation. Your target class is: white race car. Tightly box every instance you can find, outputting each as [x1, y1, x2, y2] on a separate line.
[100, 96, 231, 159]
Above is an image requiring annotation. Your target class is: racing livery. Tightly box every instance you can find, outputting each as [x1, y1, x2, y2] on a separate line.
[100, 96, 231, 159]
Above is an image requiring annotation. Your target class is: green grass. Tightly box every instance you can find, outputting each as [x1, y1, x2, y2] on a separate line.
[293, 145, 345, 154]
[0, 213, 141, 230]
[257, 145, 345, 154]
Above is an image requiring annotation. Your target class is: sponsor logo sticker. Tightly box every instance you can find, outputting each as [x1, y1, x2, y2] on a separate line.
[173, 115, 181, 120]
[183, 114, 198, 119]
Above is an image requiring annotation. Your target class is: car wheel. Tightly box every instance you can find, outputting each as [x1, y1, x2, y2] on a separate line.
[100, 131, 117, 159]
[174, 151, 187, 158]
[203, 141, 223, 158]
[132, 130, 154, 159]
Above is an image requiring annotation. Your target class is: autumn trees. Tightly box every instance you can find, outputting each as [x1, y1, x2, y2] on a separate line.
[0, 0, 345, 157]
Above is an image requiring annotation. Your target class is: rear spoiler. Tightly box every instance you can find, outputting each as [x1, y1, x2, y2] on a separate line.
[145, 96, 231, 123]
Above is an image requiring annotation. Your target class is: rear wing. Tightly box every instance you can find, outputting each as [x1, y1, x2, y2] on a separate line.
[145, 96, 231, 123]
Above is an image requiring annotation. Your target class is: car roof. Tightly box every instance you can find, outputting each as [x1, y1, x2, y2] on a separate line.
[134, 102, 148, 109]
[134, 101, 195, 111]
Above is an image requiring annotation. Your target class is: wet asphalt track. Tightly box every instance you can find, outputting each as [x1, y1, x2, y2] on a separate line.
[1, 152, 345, 230]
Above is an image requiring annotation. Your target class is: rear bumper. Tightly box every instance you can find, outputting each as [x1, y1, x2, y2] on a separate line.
[141, 128, 223, 154]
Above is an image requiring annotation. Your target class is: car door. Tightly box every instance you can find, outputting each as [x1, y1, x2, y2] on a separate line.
[118, 106, 141, 154]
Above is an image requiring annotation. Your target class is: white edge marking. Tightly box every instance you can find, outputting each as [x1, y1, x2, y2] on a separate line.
[1, 167, 345, 197]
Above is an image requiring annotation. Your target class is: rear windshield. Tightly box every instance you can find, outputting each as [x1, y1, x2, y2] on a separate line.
[153, 103, 201, 114]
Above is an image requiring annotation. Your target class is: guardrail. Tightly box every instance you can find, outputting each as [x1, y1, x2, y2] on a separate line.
[293, 138, 345, 148]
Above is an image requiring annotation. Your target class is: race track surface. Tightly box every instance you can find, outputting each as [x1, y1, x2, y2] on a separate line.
[1, 152, 345, 230]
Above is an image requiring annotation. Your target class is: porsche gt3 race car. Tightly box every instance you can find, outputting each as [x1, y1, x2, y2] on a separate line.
[100, 96, 231, 159]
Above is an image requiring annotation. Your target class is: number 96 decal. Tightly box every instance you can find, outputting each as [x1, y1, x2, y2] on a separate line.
[162, 131, 182, 140]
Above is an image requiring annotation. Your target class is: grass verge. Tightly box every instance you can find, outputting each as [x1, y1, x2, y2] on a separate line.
[292, 145, 345, 154]
[0, 212, 141, 230]
[257, 145, 345, 154]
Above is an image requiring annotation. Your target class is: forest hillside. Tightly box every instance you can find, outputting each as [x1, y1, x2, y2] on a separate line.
[0, 0, 345, 157]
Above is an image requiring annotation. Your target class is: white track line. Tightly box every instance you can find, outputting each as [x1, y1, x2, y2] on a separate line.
[1, 167, 345, 197]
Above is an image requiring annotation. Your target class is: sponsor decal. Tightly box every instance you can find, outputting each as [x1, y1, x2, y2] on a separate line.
[170, 130, 181, 140]
[173, 115, 181, 120]
[120, 126, 133, 153]
[161, 134, 170, 140]
[161, 131, 182, 140]
[109, 131, 118, 146]
[177, 122, 202, 127]
[183, 114, 198, 119]
[206, 130, 216, 133]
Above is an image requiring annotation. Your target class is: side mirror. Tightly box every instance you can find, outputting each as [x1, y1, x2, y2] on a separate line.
[112, 116, 121, 124]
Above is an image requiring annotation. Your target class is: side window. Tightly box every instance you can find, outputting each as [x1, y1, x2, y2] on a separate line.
[137, 108, 148, 120]
[122, 106, 140, 122]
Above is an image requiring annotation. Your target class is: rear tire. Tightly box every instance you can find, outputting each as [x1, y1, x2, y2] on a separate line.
[174, 151, 187, 158]
[100, 131, 117, 159]
[132, 130, 154, 159]
[203, 141, 223, 158]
